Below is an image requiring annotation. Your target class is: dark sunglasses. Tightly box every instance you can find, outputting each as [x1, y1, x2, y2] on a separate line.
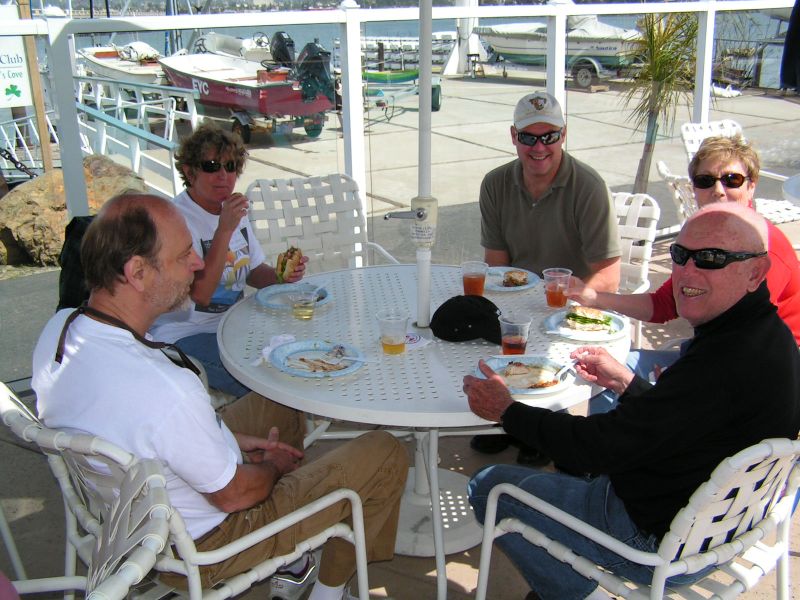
[691, 173, 748, 189]
[670, 243, 766, 270]
[516, 129, 563, 147]
[199, 160, 238, 174]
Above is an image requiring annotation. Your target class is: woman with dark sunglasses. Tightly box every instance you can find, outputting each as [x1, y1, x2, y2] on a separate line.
[150, 122, 308, 398]
[567, 135, 800, 413]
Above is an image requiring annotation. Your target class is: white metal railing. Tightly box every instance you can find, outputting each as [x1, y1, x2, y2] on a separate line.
[73, 76, 201, 140]
[0, 0, 793, 216]
[0, 111, 59, 181]
[77, 102, 182, 197]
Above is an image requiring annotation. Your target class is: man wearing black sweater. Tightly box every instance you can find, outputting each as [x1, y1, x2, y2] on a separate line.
[465, 203, 800, 600]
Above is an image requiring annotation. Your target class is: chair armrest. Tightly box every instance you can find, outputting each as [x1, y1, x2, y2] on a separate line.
[486, 483, 665, 568]
[366, 242, 400, 264]
[188, 488, 365, 565]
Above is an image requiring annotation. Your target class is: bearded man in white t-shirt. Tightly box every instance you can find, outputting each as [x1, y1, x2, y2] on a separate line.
[32, 193, 407, 600]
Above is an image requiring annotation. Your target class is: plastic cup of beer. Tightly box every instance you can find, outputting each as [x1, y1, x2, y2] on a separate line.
[461, 261, 489, 296]
[542, 268, 572, 308]
[499, 314, 531, 355]
[376, 308, 409, 355]
[289, 291, 317, 320]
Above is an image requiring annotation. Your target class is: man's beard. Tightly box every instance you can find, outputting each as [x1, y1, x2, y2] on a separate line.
[147, 277, 193, 313]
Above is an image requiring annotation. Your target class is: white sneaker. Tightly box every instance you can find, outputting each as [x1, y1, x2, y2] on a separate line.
[342, 589, 394, 600]
[269, 551, 319, 600]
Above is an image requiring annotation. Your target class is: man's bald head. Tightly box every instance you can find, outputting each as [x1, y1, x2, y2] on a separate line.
[682, 202, 768, 255]
[81, 192, 179, 293]
[673, 202, 770, 327]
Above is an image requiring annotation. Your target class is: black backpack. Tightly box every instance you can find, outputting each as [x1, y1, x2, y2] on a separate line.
[57, 215, 94, 311]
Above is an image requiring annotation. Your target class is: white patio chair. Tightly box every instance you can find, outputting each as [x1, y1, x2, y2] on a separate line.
[680, 119, 743, 161]
[475, 437, 800, 600]
[612, 192, 661, 348]
[680, 119, 787, 183]
[656, 161, 697, 226]
[0, 381, 371, 600]
[246, 173, 399, 275]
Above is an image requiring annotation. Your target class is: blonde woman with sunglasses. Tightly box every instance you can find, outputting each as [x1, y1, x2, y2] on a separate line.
[568, 135, 800, 413]
[150, 122, 308, 398]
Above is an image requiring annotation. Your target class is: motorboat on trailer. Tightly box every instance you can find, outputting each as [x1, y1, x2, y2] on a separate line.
[473, 8, 639, 88]
[158, 33, 334, 141]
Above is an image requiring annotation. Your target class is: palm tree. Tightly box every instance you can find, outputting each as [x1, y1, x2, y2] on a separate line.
[622, 12, 698, 194]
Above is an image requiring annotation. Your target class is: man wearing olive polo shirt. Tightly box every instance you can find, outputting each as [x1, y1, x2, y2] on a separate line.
[474, 91, 622, 462]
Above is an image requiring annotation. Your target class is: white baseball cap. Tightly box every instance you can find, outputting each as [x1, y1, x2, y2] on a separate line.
[513, 92, 565, 130]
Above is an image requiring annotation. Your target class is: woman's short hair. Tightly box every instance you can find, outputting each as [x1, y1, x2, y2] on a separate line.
[81, 193, 164, 293]
[688, 135, 760, 185]
[175, 121, 248, 188]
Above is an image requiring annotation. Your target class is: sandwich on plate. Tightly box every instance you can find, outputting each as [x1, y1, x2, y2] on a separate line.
[564, 306, 613, 332]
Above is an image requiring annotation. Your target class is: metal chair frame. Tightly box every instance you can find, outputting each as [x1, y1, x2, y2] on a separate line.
[0, 382, 371, 600]
[612, 192, 661, 348]
[475, 438, 800, 600]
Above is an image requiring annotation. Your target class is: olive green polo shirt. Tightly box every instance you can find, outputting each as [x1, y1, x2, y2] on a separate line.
[479, 152, 620, 280]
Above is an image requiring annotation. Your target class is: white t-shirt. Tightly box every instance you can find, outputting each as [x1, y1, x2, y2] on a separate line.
[150, 190, 267, 343]
[32, 309, 241, 539]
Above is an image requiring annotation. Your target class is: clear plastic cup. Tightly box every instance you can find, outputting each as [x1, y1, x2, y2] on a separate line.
[499, 313, 531, 355]
[542, 268, 572, 308]
[461, 261, 489, 296]
[376, 308, 409, 354]
[289, 291, 317, 320]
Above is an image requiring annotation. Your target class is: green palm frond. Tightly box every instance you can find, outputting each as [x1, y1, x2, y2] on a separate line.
[622, 12, 698, 134]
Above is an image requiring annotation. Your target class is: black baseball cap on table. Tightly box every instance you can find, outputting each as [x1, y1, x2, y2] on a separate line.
[430, 295, 502, 345]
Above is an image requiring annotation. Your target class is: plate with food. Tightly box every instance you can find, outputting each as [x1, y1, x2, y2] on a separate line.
[255, 282, 330, 310]
[485, 267, 540, 292]
[542, 306, 628, 342]
[269, 340, 364, 378]
[477, 356, 572, 395]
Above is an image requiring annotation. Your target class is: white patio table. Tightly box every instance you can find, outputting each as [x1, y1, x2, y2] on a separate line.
[218, 264, 630, 600]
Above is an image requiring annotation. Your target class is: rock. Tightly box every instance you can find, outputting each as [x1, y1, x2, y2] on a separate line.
[0, 155, 147, 266]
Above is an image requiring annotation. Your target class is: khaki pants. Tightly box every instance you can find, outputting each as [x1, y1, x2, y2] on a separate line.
[165, 393, 408, 589]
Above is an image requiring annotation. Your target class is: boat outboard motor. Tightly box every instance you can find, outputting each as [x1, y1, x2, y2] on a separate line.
[270, 31, 296, 68]
[293, 42, 335, 104]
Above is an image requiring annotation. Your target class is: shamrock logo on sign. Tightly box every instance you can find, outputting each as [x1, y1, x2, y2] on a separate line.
[5, 85, 21, 98]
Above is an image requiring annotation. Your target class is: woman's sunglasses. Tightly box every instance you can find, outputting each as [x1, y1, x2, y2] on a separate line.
[199, 160, 238, 174]
[691, 173, 748, 189]
[516, 129, 563, 147]
[669, 243, 766, 270]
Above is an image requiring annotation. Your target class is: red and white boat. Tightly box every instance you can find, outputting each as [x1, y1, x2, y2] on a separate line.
[158, 42, 334, 141]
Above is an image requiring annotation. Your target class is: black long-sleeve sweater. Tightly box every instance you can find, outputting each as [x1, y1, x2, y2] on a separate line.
[501, 282, 800, 537]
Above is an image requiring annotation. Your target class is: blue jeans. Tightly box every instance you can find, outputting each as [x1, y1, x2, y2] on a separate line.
[589, 349, 680, 415]
[176, 332, 250, 398]
[468, 466, 706, 599]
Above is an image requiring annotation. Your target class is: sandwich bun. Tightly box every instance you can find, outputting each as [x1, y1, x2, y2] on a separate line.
[503, 270, 529, 287]
[564, 306, 612, 332]
[276, 246, 303, 282]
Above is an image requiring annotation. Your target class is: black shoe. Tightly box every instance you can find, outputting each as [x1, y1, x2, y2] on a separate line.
[470, 433, 513, 454]
[516, 444, 551, 467]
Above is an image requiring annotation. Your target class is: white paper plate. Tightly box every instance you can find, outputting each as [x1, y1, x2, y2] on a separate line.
[269, 340, 364, 378]
[542, 309, 628, 342]
[485, 267, 540, 292]
[255, 283, 330, 310]
[477, 356, 572, 395]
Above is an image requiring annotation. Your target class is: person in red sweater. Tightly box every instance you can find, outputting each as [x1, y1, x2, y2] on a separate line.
[568, 135, 800, 413]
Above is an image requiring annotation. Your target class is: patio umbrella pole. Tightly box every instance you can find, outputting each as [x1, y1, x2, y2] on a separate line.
[413, 0, 438, 329]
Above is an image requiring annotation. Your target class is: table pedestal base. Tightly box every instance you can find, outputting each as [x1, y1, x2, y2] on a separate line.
[395, 467, 483, 557]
